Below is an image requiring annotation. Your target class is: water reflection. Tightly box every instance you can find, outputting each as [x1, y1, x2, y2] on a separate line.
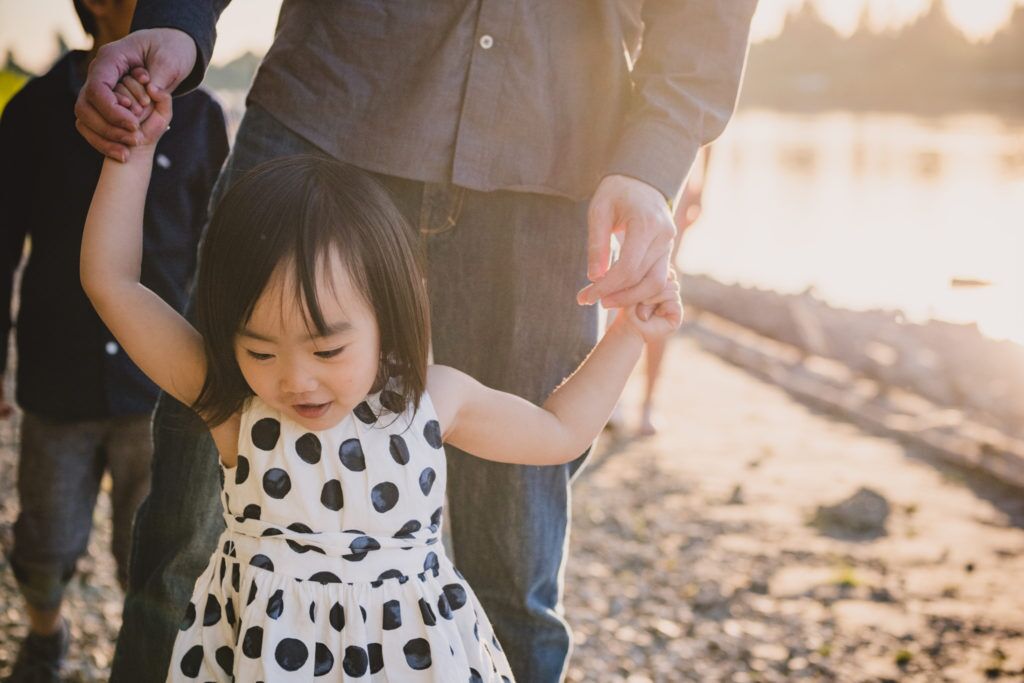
[681, 109, 1024, 344]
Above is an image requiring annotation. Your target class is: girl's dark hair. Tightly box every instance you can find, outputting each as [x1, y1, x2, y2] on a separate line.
[192, 155, 430, 427]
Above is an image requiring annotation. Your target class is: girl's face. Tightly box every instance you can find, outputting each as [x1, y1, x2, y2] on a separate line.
[234, 253, 381, 431]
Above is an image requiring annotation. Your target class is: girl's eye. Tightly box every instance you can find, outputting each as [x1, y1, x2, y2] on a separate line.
[246, 350, 274, 361]
[314, 346, 345, 359]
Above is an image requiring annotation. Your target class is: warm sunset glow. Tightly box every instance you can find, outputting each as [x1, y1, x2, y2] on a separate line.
[751, 0, 1023, 42]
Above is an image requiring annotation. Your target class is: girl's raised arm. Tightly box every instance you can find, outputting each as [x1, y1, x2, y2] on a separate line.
[427, 279, 682, 466]
[80, 81, 207, 407]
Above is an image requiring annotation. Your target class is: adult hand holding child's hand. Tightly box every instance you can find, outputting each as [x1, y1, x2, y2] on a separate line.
[75, 28, 196, 161]
[615, 269, 683, 343]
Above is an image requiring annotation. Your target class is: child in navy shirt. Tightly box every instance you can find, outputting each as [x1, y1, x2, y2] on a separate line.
[0, 1, 228, 679]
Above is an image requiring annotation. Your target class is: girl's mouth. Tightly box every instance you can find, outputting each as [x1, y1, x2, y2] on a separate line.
[293, 401, 332, 419]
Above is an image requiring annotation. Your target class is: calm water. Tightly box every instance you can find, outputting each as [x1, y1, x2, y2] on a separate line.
[680, 109, 1024, 344]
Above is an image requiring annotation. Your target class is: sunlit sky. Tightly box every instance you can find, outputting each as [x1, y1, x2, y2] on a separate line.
[0, 0, 1022, 73]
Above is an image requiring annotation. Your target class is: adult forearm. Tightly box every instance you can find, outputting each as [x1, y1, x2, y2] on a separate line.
[605, 0, 757, 202]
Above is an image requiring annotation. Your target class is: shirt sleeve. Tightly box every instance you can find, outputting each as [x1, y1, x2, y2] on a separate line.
[604, 0, 757, 203]
[0, 92, 33, 374]
[131, 0, 233, 94]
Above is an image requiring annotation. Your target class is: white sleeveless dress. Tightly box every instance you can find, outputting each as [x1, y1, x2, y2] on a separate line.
[166, 388, 515, 682]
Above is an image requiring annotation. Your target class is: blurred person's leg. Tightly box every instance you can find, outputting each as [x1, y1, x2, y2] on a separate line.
[423, 185, 598, 682]
[103, 414, 153, 590]
[7, 413, 106, 679]
[109, 103, 324, 683]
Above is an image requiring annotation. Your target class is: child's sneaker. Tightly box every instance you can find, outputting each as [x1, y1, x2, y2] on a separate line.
[5, 618, 69, 683]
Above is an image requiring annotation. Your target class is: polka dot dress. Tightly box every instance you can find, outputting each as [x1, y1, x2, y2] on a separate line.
[167, 388, 515, 681]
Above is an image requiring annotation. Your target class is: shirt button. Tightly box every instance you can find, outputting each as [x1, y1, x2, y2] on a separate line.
[479, 34, 494, 49]
[105, 341, 119, 356]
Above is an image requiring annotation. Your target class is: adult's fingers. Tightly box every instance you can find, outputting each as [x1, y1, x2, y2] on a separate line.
[76, 101, 142, 147]
[76, 52, 139, 134]
[75, 119, 131, 162]
[585, 198, 615, 283]
[597, 243, 671, 309]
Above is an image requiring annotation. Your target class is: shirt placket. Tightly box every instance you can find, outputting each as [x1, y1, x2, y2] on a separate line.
[451, 0, 516, 190]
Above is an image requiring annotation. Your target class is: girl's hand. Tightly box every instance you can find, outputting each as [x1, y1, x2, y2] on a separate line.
[615, 268, 683, 343]
[113, 68, 172, 150]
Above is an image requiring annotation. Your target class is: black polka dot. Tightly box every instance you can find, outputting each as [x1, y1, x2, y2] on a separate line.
[377, 568, 408, 584]
[262, 468, 292, 498]
[393, 519, 420, 539]
[242, 626, 263, 658]
[382, 600, 402, 630]
[250, 554, 274, 572]
[371, 482, 400, 513]
[389, 435, 410, 464]
[178, 601, 196, 631]
[309, 571, 342, 585]
[225, 597, 236, 625]
[329, 603, 345, 631]
[242, 504, 261, 520]
[275, 638, 308, 672]
[222, 540, 236, 556]
[380, 389, 404, 413]
[353, 401, 377, 424]
[251, 417, 280, 450]
[219, 557, 226, 582]
[423, 419, 443, 448]
[247, 581, 257, 605]
[295, 433, 321, 464]
[203, 594, 221, 626]
[418, 598, 436, 626]
[287, 539, 314, 554]
[404, 638, 432, 670]
[443, 583, 468, 611]
[287, 522, 313, 534]
[360, 606, 367, 622]
[342, 646, 368, 676]
[339, 439, 366, 471]
[437, 593, 453, 620]
[343, 535, 380, 561]
[261, 527, 283, 537]
[231, 563, 240, 592]
[320, 480, 344, 511]
[423, 552, 440, 574]
[314, 642, 334, 676]
[419, 468, 436, 495]
[492, 634, 503, 652]
[470, 667, 483, 683]
[309, 601, 316, 623]
[234, 456, 250, 484]
[473, 621, 479, 640]
[215, 645, 233, 675]
[430, 506, 443, 531]
[368, 643, 384, 674]
[267, 589, 284, 619]
[180, 644, 203, 677]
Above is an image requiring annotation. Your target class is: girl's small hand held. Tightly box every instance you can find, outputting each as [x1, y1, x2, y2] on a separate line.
[115, 70, 172, 152]
[618, 270, 683, 343]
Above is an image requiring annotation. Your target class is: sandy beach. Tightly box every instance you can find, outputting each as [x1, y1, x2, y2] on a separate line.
[2, 332, 1022, 681]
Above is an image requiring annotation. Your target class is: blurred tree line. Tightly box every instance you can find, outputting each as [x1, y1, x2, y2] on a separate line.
[742, 1, 1024, 113]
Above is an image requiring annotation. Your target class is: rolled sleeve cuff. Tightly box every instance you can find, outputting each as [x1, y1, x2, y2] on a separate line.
[604, 120, 701, 205]
[131, 4, 217, 94]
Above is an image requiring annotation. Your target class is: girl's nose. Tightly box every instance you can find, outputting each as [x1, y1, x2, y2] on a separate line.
[280, 364, 318, 395]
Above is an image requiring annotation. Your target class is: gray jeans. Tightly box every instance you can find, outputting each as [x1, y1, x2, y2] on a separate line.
[111, 103, 598, 683]
[9, 412, 153, 611]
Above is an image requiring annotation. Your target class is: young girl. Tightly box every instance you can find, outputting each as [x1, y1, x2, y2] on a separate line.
[83, 74, 681, 682]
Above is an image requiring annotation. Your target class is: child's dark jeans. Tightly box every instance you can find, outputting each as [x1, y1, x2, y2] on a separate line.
[8, 412, 153, 610]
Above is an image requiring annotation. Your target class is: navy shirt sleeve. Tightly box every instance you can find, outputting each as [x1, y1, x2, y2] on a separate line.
[0, 89, 35, 374]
